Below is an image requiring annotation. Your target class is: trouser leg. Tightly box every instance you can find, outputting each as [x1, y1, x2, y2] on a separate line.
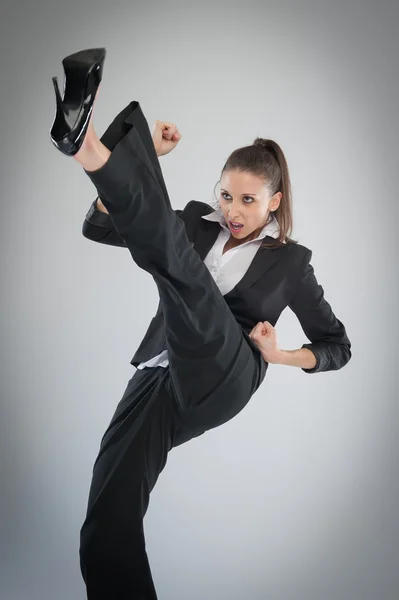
[98, 100, 171, 205]
[84, 101, 265, 422]
[79, 366, 179, 600]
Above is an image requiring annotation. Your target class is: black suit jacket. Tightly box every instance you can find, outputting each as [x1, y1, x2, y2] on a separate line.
[82, 197, 352, 375]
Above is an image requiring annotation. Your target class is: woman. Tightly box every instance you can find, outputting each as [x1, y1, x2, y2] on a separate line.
[50, 48, 351, 600]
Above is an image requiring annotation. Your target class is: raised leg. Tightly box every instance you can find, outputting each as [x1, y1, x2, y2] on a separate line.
[78, 101, 264, 426]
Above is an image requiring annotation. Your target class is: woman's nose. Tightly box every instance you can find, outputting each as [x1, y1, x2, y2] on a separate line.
[228, 206, 239, 217]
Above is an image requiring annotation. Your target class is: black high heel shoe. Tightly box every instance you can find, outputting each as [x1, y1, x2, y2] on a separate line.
[50, 48, 106, 156]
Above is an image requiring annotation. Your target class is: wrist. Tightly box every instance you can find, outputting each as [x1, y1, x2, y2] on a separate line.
[274, 349, 289, 365]
[260, 348, 286, 365]
[272, 348, 318, 369]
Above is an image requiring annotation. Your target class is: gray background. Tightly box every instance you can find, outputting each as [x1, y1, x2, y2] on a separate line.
[1, 0, 398, 599]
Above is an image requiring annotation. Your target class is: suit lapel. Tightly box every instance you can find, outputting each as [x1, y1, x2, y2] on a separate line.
[194, 215, 289, 296]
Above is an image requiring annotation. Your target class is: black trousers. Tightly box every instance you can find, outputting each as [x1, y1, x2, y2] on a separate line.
[78, 101, 267, 599]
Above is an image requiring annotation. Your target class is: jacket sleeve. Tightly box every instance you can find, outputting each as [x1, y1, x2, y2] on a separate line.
[288, 249, 352, 374]
[82, 197, 183, 247]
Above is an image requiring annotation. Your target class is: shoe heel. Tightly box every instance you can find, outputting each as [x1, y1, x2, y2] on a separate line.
[52, 76, 63, 108]
[50, 76, 71, 146]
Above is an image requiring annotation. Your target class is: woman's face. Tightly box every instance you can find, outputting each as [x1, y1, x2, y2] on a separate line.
[219, 169, 281, 242]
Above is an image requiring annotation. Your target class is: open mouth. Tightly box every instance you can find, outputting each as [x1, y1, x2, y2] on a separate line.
[229, 221, 244, 231]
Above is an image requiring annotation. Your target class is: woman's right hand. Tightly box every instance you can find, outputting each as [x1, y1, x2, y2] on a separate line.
[152, 120, 182, 157]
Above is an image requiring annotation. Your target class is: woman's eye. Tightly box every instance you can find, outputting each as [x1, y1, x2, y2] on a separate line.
[221, 193, 253, 203]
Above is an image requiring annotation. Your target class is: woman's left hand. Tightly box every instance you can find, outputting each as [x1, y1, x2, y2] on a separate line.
[249, 321, 282, 364]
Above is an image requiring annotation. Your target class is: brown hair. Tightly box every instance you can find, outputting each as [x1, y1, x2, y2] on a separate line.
[212, 137, 299, 249]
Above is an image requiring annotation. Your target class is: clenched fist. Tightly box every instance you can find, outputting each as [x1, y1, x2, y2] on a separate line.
[152, 120, 182, 157]
[249, 321, 281, 364]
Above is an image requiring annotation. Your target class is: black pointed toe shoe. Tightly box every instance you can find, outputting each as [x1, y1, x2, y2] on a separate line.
[50, 47, 106, 156]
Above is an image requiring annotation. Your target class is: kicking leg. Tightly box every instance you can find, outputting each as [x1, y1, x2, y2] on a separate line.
[75, 101, 265, 425]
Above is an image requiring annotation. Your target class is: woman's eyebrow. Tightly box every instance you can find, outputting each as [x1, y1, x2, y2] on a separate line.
[221, 188, 258, 196]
